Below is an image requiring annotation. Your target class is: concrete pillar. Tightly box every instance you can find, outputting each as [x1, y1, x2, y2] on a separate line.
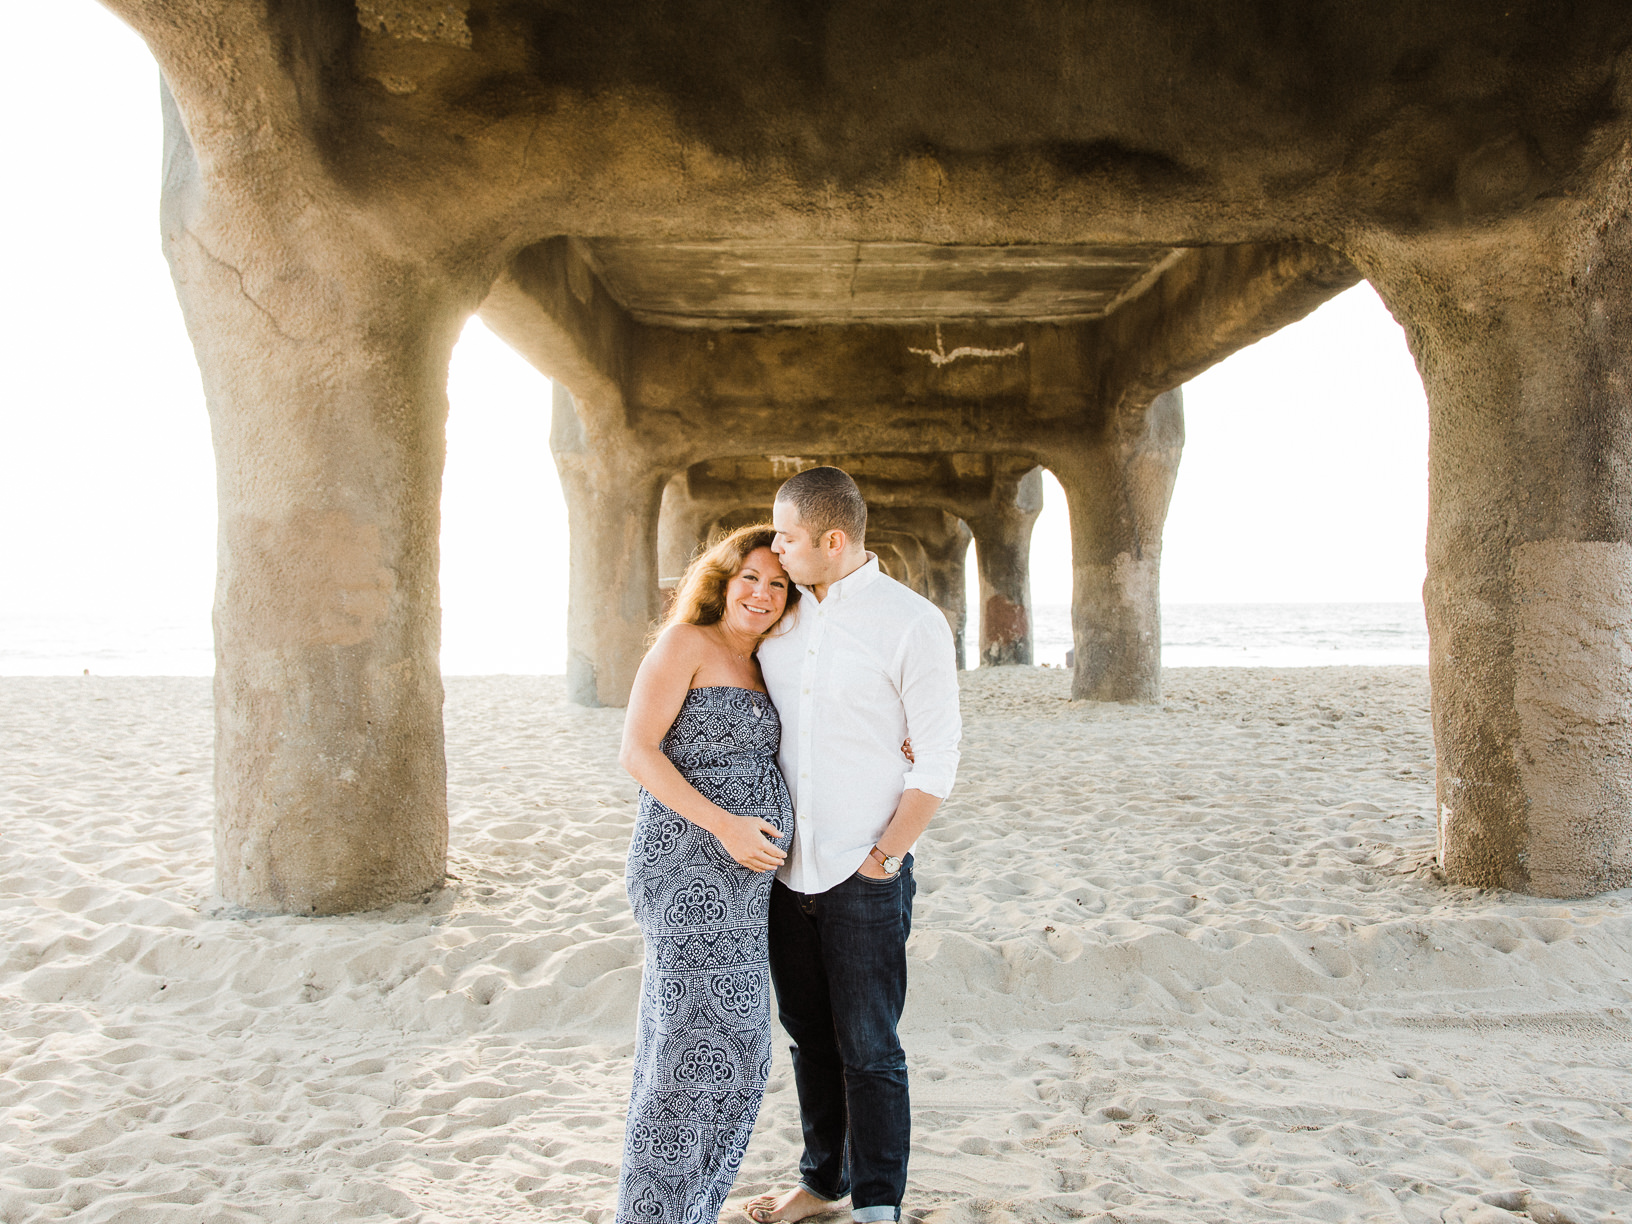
[922, 519, 974, 671]
[1359, 181, 1632, 897]
[710, 505, 776, 539]
[658, 472, 714, 582]
[870, 508, 973, 667]
[871, 533, 928, 592]
[969, 466, 1043, 666]
[551, 383, 668, 707]
[657, 471, 781, 581]
[870, 541, 907, 583]
[159, 89, 455, 915]
[1056, 389, 1184, 703]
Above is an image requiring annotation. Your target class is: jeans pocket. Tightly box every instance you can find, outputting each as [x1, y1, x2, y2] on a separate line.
[902, 855, 916, 938]
[850, 869, 901, 886]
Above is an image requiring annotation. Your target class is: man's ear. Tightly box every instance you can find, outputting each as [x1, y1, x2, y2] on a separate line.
[825, 529, 847, 555]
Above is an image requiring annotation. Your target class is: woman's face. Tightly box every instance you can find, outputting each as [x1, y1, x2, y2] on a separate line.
[722, 546, 791, 638]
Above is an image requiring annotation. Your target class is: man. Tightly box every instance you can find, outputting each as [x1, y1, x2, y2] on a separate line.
[745, 466, 962, 1224]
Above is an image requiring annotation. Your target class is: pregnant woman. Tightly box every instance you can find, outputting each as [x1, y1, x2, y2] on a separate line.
[615, 525, 800, 1224]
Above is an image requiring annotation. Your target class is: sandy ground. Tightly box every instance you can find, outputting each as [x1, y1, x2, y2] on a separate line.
[1, 667, 1629, 1224]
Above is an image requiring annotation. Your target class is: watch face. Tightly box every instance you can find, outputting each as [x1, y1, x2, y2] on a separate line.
[884, 856, 902, 873]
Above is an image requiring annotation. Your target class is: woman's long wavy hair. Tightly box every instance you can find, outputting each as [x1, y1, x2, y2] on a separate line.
[655, 523, 799, 642]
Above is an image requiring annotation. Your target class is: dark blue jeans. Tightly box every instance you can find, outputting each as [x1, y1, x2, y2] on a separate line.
[767, 856, 916, 1224]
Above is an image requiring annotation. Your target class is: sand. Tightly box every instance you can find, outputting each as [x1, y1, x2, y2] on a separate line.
[1, 667, 1629, 1223]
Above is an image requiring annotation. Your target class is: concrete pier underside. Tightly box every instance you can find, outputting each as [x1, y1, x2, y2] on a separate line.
[110, 0, 1632, 909]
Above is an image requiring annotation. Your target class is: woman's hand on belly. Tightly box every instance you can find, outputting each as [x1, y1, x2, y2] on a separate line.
[714, 814, 789, 873]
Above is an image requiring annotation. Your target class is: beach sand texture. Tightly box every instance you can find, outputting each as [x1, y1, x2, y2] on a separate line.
[2, 668, 1629, 1223]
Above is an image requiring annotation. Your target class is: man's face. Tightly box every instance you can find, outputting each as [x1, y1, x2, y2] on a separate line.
[771, 500, 828, 587]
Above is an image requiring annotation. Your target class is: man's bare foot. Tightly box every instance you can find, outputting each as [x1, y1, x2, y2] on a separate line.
[742, 1186, 844, 1223]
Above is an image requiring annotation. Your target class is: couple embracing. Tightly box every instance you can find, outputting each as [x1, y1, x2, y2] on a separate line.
[615, 466, 962, 1224]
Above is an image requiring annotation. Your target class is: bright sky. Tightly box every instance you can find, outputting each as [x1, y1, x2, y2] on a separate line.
[2, 4, 1428, 675]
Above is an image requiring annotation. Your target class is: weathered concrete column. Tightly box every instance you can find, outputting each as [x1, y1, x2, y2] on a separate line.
[871, 509, 973, 669]
[484, 242, 683, 710]
[658, 489, 776, 580]
[551, 383, 670, 707]
[657, 472, 717, 582]
[1055, 389, 1184, 703]
[921, 520, 974, 670]
[1358, 178, 1632, 896]
[870, 533, 928, 593]
[159, 90, 456, 915]
[968, 466, 1043, 666]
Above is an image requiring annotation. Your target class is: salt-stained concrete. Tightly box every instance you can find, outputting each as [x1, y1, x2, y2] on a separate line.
[1059, 390, 1184, 704]
[1354, 156, 1632, 895]
[107, 0, 1632, 907]
[156, 82, 459, 915]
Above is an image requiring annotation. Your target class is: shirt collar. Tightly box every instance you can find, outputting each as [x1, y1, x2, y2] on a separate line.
[801, 553, 881, 603]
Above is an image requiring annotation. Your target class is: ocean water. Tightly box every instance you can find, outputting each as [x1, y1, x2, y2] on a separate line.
[1, 603, 1428, 676]
[1032, 602, 1428, 668]
[0, 612, 217, 677]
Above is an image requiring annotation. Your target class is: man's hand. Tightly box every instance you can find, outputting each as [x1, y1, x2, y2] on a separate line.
[856, 851, 895, 880]
[856, 788, 942, 881]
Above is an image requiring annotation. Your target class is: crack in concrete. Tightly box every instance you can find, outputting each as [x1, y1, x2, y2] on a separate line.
[185, 228, 302, 344]
[516, 117, 544, 188]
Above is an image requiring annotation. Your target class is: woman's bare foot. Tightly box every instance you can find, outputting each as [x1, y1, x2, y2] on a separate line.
[742, 1186, 843, 1223]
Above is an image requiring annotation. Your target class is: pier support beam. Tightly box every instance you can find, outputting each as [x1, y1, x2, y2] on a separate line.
[551, 385, 670, 707]
[1360, 179, 1632, 897]
[657, 473, 717, 583]
[1058, 390, 1184, 703]
[871, 508, 974, 668]
[485, 241, 687, 709]
[159, 91, 457, 915]
[968, 467, 1044, 667]
[872, 533, 927, 591]
[116, 0, 1632, 912]
[925, 520, 975, 670]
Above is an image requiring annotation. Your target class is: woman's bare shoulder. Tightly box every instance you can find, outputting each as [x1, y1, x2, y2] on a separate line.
[647, 622, 716, 669]
[656, 621, 712, 648]
[629, 623, 712, 714]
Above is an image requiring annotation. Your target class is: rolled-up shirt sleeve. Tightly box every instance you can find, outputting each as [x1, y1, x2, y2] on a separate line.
[896, 609, 962, 799]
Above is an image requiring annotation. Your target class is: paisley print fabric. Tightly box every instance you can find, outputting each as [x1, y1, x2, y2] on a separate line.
[617, 686, 794, 1224]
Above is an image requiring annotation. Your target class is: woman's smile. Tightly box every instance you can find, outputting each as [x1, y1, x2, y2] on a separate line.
[724, 546, 790, 636]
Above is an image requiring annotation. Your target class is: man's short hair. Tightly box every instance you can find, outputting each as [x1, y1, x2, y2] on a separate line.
[776, 466, 867, 546]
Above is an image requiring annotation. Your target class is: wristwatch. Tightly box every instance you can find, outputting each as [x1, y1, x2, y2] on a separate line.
[869, 846, 903, 876]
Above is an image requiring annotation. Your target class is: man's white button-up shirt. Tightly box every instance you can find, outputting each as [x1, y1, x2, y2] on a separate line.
[758, 555, 962, 895]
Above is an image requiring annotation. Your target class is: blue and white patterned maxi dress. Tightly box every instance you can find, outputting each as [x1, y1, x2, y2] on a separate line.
[617, 686, 794, 1224]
